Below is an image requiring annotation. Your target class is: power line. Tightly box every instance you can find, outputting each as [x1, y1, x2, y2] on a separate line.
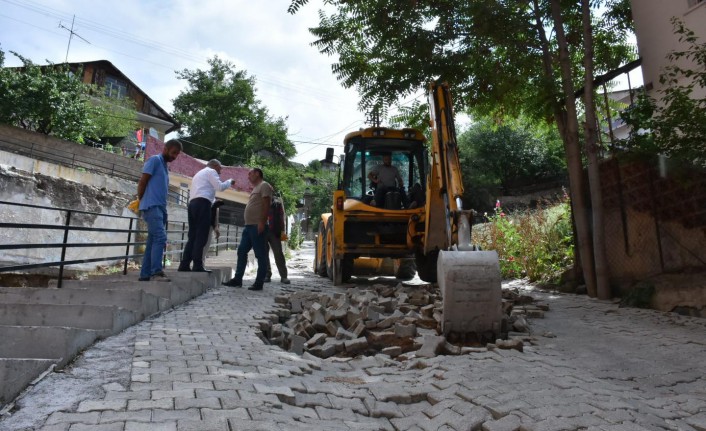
[1, 0, 355, 106]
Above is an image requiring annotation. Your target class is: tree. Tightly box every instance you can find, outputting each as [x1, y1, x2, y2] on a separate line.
[304, 160, 340, 226]
[288, 0, 633, 297]
[457, 117, 566, 212]
[0, 50, 138, 145]
[255, 155, 308, 217]
[88, 89, 139, 140]
[172, 57, 296, 165]
[0, 51, 94, 143]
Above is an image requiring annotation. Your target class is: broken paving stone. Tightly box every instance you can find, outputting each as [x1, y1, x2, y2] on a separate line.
[512, 315, 529, 332]
[289, 335, 306, 355]
[417, 335, 446, 358]
[491, 338, 524, 352]
[290, 298, 303, 313]
[308, 341, 337, 359]
[394, 323, 417, 338]
[326, 306, 348, 322]
[377, 309, 405, 329]
[461, 347, 488, 354]
[351, 320, 366, 337]
[381, 346, 402, 357]
[305, 333, 326, 348]
[336, 327, 357, 340]
[326, 321, 340, 336]
[442, 341, 461, 355]
[344, 337, 368, 354]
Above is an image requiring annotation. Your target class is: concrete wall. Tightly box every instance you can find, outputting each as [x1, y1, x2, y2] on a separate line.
[0, 161, 187, 273]
[631, 0, 706, 99]
[0, 124, 143, 182]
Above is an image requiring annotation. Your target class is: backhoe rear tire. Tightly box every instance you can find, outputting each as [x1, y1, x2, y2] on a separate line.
[314, 222, 327, 277]
[325, 222, 334, 281]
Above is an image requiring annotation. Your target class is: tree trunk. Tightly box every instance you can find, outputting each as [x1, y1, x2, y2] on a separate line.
[580, 0, 611, 300]
[533, 0, 597, 296]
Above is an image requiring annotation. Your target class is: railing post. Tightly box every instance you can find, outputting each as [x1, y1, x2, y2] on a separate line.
[57, 210, 72, 288]
[215, 227, 220, 257]
[163, 219, 169, 268]
[123, 217, 134, 275]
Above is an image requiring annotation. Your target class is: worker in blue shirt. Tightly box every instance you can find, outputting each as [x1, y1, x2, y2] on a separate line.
[136, 139, 182, 281]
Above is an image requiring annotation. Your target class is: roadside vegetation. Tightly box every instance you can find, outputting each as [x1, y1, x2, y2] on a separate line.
[475, 195, 574, 284]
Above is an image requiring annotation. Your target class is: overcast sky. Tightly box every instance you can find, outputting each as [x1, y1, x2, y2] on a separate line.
[0, 0, 372, 165]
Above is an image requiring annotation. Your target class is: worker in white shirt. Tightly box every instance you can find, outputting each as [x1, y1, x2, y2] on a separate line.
[178, 159, 234, 272]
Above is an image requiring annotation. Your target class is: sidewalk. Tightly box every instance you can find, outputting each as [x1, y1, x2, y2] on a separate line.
[1, 242, 705, 430]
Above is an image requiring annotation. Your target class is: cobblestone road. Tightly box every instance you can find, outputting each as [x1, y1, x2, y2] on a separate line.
[2, 242, 705, 431]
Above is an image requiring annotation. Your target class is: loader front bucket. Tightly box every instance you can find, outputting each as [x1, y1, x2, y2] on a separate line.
[437, 250, 503, 340]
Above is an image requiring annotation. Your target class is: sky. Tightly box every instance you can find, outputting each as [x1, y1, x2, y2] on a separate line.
[0, 0, 645, 166]
[0, 0, 375, 165]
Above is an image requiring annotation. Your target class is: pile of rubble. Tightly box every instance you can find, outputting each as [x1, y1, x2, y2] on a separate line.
[256, 283, 549, 360]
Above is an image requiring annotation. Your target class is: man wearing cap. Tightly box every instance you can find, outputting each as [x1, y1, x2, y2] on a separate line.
[178, 159, 234, 272]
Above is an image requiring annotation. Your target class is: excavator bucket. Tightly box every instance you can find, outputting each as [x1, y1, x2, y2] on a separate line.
[437, 250, 503, 339]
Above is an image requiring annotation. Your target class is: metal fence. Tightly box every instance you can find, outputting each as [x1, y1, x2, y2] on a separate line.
[0, 200, 241, 287]
[0, 136, 141, 182]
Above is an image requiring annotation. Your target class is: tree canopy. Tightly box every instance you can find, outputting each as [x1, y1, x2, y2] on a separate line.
[0, 51, 94, 143]
[288, 0, 634, 122]
[172, 57, 296, 166]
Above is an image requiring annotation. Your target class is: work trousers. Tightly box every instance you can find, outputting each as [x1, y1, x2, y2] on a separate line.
[179, 198, 212, 270]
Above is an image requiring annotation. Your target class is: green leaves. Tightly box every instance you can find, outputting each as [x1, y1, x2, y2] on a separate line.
[620, 20, 706, 167]
[0, 50, 97, 143]
[457, 117, 566, 211]
[288, 0, 635, 128]
[172, 56, 296, 165]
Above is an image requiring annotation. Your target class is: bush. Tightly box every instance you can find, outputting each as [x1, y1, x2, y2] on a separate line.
[475, 192, 573, 283]
[287, 222, 305, 250]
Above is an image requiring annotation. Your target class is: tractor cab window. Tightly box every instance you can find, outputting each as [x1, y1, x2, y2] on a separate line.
[342, 140, 425, 209]
[345, 149, 364, 198]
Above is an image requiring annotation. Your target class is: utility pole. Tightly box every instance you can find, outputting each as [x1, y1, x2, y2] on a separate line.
[59, 15, 90, 63]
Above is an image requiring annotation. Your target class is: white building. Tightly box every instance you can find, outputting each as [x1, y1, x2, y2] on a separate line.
[630, 0, 706, 99]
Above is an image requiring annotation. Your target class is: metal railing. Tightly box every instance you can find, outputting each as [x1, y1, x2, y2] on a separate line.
[0, 200, 241, 288]
[0, 137, 141, 182]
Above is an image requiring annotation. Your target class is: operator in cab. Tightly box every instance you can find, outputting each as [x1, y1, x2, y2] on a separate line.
[368, 152, 406, 208]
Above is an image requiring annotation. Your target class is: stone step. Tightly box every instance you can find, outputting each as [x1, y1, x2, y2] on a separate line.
[0, 303, 137, 335]
[0, 358, 55, 406]
[0, 326, 100, 368]
[0, 286, 162, 320]
[59, 279, 188, 308]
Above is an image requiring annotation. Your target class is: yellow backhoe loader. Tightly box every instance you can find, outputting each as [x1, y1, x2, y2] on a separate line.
[313, 82, 503, 337]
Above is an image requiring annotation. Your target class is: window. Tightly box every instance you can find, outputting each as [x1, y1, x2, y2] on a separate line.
[104, 76, 127, 99]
